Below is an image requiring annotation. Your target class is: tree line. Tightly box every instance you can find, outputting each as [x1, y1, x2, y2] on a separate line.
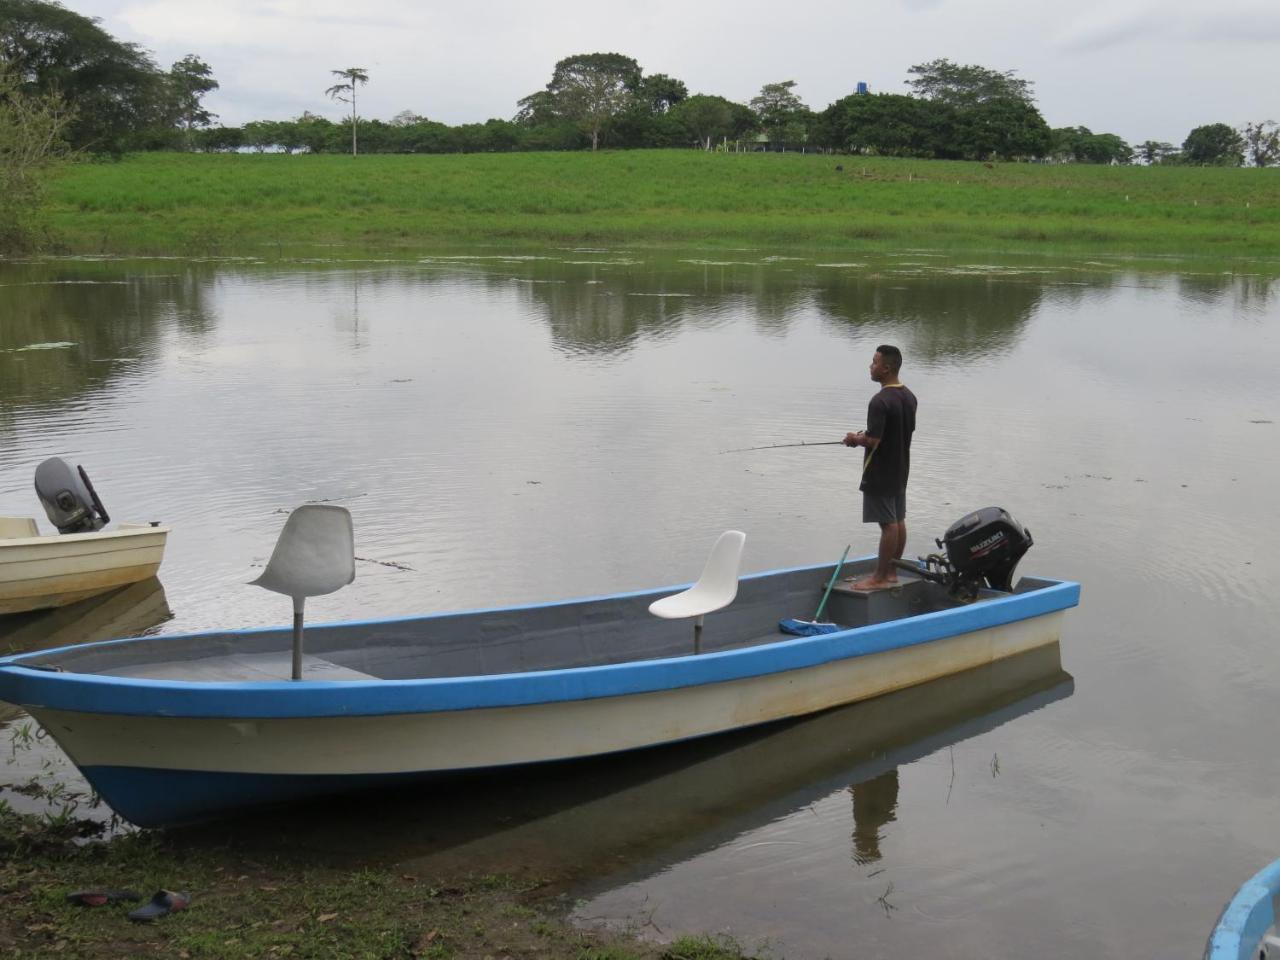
[2, 0, 1278, 168]
[192, 55, 1279, 167]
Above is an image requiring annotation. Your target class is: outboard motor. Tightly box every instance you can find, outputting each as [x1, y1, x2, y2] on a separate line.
[34, 457, 110, 534]
[896, 507, 1033, 600]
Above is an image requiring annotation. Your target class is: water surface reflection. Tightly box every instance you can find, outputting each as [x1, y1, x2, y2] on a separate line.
[1, 251, 1278, 959]
[162, 644, 1070, 886]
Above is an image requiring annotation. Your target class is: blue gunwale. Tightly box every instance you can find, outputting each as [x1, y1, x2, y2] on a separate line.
[0, 561, 1080, 721]
[1205, 856, 1280, 960]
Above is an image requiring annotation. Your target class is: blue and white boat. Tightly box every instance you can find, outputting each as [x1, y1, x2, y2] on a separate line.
[0, 505, 1079, 828]
[1206, 857, 1280, 960]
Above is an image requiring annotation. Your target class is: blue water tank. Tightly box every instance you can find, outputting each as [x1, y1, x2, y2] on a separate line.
[856, 81, 869, 95]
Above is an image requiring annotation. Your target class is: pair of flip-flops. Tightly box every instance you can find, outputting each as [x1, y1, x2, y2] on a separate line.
[66, 889, 191, 921]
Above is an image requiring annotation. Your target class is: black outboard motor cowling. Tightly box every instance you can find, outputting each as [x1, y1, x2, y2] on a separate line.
[896, 506, 1034, 600]
[940, 506, 1033, 593]
[34, 457, 109, 534]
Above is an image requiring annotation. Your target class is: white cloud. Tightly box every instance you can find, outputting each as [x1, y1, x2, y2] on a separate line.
[1054, 7, 1156, 53]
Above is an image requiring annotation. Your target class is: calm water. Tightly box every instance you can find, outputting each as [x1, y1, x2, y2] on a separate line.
[1, 250, 1278, 958]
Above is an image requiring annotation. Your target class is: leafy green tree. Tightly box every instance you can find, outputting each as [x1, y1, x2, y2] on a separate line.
[542, 52, 640, 150]
[726, 101, 760, 140]
[516, 56, 693, 150]
[603, 101, 671, 147]
[0, 66, 72, 251]
[671, 94, 737, 149]
[815, 92, 952, 157]
[1081, 132, 1131, 164]
[953, 97, 1050, 161]
[1241, 121, 1280, 167]
[391, 118, 452, 152]
[512, 89, 583, 149]
[514, 90, 559, 126]
[1135, 140, 1178, 165]
[906, 58, 1034, 107]
[193, 125, 243, 152]
[475, 118, 522, 152]
[353, 117, 394, 153]
[520, 121, 586, 151]
[242, 120, 284, 152]
[1182, 123, 1244, 166]
[1049, 126, 1132, 164]
[635, 73, 688, 113]
[326, 66, 368, 156]
[0, 0, 166, 153]
[167, 54, 217, 149]
[1048, 127, 1080, 161]
[750, 80, 806, 146]
[782, 109, 816, 150]
[292, 111, 336, 153]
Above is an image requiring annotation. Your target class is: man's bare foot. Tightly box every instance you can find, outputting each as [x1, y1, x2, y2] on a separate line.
[851, 575, 898, 591]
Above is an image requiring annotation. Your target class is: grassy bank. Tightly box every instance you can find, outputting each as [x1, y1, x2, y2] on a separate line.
[44, 151, 1280, 260]
[0, 806, 756, 960]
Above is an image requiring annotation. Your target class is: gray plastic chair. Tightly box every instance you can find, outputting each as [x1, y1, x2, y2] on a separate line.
[251, 504, 355, 680]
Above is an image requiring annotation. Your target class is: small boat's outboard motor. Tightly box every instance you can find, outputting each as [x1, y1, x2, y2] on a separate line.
[34, 457, 110, 534]
[897, 507, 1033, 600]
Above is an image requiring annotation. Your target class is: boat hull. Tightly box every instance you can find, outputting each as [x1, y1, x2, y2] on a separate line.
[0, 526, 169, 616]
[0, 559, 1079, 826]
[30, 609, 1062, 827]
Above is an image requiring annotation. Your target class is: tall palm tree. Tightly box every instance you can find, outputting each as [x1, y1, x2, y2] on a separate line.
[325, 68, 369, 156]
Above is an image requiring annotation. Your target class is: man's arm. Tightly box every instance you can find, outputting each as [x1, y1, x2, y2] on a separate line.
[844, 396, 886, 449]
[843, 431, 881, 449]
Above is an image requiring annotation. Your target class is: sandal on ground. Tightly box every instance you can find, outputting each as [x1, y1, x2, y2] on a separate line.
[128, 890, 191, 921]
[66, 889, 142, 907]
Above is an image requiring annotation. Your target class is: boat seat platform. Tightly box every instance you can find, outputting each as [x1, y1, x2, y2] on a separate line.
[822, 570, 949, 627]
[831, 569, 927, 597]
[101, 651, 378, 683]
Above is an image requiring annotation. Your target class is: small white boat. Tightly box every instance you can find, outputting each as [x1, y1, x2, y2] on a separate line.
[0, 458, 168, 616]
[1206, 856, 1280, 960]
[0, 504, 1078, 827]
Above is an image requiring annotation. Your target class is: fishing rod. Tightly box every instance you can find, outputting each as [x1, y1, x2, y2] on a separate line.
[721, 437, 877, 477]
[720, 440, 846, 454]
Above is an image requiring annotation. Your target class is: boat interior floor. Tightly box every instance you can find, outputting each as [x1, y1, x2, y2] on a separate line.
[20, 565, 1052, 684]
[100, 651, 378, 683]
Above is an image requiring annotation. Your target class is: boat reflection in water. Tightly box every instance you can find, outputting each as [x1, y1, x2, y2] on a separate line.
[0, 577, 172, 820]
[0, 577, 172, 655]
[176, 642, 1072, 889]
[0, 577, 171, 727]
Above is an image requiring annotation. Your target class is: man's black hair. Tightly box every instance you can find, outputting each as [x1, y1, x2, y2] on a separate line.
[876, 344, 903, 373]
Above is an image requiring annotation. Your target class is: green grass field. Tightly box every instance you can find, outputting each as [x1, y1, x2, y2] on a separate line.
[44, 150, 1280, 261]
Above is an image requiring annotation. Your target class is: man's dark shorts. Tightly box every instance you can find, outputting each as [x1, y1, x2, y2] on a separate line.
[863, 491, 906, 524]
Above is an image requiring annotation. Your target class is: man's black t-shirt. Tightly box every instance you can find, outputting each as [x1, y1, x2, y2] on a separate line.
[860, 384, 917, 496]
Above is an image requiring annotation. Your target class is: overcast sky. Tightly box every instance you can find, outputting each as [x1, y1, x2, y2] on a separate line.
[62, 0, 1280, 146]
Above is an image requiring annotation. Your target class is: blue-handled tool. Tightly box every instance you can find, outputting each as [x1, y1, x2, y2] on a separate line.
[779, 544, 851, 637]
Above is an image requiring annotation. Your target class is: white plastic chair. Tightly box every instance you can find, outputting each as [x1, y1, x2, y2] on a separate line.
[648, 530, 746, 654]
[251, 505, 355, 680]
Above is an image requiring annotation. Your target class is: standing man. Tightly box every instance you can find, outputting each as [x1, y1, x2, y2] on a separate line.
[843, 344, 917, 590]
